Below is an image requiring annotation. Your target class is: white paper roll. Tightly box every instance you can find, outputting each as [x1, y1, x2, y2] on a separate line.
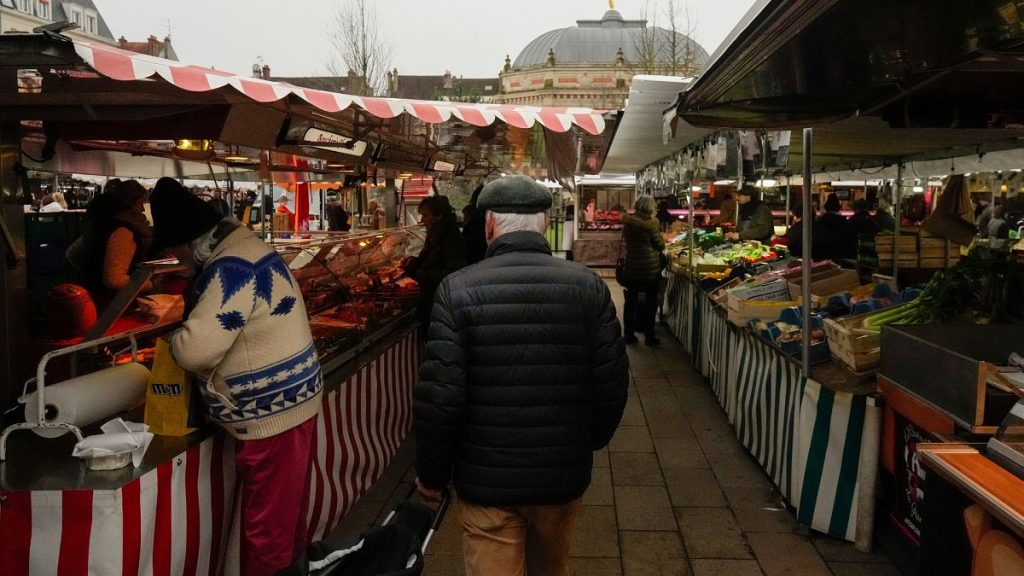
[24, 362, 151, 438]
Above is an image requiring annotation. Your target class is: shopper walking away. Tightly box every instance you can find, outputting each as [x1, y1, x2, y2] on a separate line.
[621, 195, 667, 346]
[413, 175, 629, 576]
[150, 177, 323, 576]
[726, 185, 773, 243]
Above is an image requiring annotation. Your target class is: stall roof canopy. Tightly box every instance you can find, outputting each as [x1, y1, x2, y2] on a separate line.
[73, 40, 605, 135]
[679, 0, 1024, 130]
[602, 75, 710, 175]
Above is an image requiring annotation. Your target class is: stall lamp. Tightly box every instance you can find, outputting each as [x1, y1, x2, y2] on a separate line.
[713, 179, 736, 186]
[224, 155, 251, 163]
[912, 186, 925, 193]
[398, 173, 414, 179]
[755, 179, 778, 187]
[690, 186, 702, 192]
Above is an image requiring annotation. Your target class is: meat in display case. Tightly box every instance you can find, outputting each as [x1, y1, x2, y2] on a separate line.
[273, 227, 424, 366]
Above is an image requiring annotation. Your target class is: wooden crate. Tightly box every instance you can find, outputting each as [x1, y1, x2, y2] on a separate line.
[874, 235, 917, 251]
[823, 313, 881, 354]
[831, 345, 881, 372]
[878, 256, 919, 268]
[918, 256, 960, 269]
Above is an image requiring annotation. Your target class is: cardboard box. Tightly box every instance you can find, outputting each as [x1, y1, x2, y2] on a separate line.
[787, 268, 860, 305]
[727, 278, 790, 303]
[727, 298, 800, 326]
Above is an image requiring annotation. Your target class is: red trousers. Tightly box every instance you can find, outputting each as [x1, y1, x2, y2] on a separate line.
[234, 416, 316, 576]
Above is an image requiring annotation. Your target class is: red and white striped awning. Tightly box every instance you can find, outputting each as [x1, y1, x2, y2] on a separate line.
[72, 41, 606, 136]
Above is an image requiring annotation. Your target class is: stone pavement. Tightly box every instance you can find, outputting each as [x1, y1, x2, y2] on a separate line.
[326, 280, 900, 575]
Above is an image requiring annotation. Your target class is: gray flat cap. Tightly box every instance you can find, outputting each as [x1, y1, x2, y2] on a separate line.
[477, 175, 552, 214]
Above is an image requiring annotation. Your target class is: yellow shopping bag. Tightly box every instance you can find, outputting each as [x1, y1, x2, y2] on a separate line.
[143, 338, 202, 436]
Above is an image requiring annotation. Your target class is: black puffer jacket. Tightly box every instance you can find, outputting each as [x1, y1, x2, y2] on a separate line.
[620, 213, 665, 285]
[414, 231, 629, 506]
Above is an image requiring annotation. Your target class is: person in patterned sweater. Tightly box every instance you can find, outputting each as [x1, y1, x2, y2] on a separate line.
[150, 177, 323, 576]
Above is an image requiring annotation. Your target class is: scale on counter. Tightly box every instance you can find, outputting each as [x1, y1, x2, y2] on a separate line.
[987, 396, 1024, 481]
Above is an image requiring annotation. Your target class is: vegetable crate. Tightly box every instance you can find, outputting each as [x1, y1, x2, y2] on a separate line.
[787, 268, 860, 308]
[823, 313, 881, 372]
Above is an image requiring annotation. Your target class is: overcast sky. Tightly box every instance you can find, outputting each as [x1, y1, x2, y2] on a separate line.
[93, 0, 757, 78]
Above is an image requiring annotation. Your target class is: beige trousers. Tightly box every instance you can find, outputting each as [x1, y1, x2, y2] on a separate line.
[457, 497, 582, 576]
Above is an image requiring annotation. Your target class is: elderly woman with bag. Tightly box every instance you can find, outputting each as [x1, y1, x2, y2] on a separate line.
[619, 195, 666, 346]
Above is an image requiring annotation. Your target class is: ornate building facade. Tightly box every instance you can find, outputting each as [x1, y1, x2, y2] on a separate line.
[496, 7, 709, 110]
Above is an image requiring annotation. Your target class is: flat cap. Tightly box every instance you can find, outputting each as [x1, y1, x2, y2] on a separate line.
[477, 175, 552, 214]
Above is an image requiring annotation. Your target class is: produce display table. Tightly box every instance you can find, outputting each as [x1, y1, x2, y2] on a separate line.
[663, 272, 881, 547]
[0, 327, 419, 576]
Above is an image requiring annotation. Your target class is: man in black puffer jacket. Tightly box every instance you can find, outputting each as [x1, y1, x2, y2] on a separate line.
[414, 175, 629, 576]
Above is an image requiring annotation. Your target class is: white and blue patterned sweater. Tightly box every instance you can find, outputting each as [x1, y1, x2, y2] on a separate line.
[170, 226, 322, 440]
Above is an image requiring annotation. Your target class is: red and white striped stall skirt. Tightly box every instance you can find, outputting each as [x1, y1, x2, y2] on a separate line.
[0, 330, 419, 576]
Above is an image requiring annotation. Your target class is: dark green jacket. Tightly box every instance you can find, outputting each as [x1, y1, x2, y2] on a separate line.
[738, 201, 774, 242]
[620, 213, 665, 284]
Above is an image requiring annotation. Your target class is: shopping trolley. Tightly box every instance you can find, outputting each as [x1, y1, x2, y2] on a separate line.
[281, 485, 451, 576]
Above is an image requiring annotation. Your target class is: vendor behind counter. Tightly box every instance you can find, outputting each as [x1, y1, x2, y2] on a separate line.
[726, 185, 772, 243]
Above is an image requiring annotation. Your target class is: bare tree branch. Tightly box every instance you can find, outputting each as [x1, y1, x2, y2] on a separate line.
[325, 0, 393, 96]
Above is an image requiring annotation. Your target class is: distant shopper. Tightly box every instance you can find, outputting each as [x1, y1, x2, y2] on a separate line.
[976, 196, 994, 238]
[404, 195, 466, 329]
[275, 194, 293, 215]
[784, 203, 824, 260]
[874, 197, 896, 232]
[816, 194, 854, 260]
[849, 199, 880, 237]
[656, 199, 673, 231]
[989, 204, 1010, 244]
[77, 179, 154, 309]
[461, 185, 487, 265]
[151, 177, 323, 576]
[620, 195, 666, 346]
[40, 191, 67, 212]
[726, 186, 772, 243]
[414, 175, 628, 576]
[325, 192, 351, 232]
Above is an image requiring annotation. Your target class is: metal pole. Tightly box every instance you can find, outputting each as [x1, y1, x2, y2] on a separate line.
[893, 163, 903, 286]
[688, 182, 695, 275]
[801, 128, 813, 375]
[785, 175, 791, 227]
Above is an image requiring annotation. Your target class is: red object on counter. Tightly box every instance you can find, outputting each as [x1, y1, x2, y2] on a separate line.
[44, 283, 97, 340]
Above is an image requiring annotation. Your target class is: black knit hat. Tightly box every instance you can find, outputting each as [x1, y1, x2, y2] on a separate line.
[150, 177, 222, 247]
[477, 175, 552, 214]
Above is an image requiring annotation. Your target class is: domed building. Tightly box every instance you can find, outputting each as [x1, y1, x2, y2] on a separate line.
[496, 6, 709, 110]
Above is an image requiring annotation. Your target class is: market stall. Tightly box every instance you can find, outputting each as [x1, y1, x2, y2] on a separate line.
[662, 0, 1024, 566]
[0, 32, 611, 575]
[663, 262, 881, 545]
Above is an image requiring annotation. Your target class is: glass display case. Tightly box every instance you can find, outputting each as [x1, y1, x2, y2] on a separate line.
[273, 226, 425, 369]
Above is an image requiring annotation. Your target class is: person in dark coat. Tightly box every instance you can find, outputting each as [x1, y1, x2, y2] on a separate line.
[816, 193, 854, 260]
[461, 184, 487, 265]
[77, 179, 154, 310]
[873, 197, 896, 232]
[620, 195, 666, 346]
[727, 186, 773, 243]
[847, 198, 880, 258]
[404, 195, 466, 329]
[849, 199, 880, 237]
[785, 203, 830, 261]
[413, 175, 628, 576]
[324, 191, 350, 231]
